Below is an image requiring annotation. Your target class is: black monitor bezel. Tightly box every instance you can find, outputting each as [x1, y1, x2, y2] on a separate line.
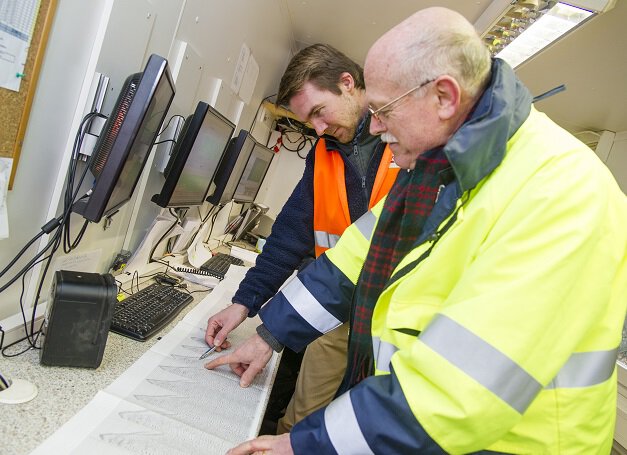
[73, 54, 175, 223]
[151, 102, 235, 208]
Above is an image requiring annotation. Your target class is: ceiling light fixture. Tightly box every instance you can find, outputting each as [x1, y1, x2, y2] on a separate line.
[475, 0, 616, 68]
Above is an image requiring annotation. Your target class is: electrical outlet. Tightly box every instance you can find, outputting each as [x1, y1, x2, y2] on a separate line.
[257, 106, 274, 129]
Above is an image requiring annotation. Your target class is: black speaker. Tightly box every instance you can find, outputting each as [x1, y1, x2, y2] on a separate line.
[39, 270, 118, 368]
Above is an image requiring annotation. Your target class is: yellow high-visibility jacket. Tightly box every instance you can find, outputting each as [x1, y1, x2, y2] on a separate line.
[259, 59, 627, 454]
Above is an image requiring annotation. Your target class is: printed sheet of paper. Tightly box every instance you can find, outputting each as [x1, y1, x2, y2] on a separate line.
[0, 0, 41, 92]
[32, 280, 280, 454]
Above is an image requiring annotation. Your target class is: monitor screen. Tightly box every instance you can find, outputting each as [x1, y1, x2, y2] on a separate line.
[72, 54, 175, 223]
[232, 141, 274, 203]
[205, 130, 256, 205]
[151, 102, 235, 208]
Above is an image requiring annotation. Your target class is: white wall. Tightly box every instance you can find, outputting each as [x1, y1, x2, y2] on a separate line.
[605, 132, 627, 194]
[0, 0, 295, 323]
[257, 131, 309, 219]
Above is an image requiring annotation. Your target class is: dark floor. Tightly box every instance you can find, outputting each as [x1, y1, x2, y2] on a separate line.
[259, 347, 304, 435]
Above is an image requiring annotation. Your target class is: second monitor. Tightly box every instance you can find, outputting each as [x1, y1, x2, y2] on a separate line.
[152, 102, 235, 208]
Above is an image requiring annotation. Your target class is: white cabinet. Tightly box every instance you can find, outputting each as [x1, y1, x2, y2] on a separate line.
[615, 315, 627, 450]
[616, 365, 627, 449]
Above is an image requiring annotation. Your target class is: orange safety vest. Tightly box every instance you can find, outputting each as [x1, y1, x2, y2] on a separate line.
[313, 138, 399, 257]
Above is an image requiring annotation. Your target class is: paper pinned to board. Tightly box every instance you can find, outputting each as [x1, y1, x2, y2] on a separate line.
[0, 158, 12, 239]
[0, 0, 41, 92]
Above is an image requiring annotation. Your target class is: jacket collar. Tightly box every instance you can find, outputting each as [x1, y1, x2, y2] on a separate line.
[443, 58, 533, 193]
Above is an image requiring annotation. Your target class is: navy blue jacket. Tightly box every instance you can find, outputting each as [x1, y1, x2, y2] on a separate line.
[233, 117, 386, 316]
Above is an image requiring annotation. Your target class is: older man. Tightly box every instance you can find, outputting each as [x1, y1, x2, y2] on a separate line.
[210, 7, 627, 454]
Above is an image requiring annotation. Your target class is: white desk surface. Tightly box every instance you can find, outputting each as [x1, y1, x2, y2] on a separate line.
[0, 268, 277, 455]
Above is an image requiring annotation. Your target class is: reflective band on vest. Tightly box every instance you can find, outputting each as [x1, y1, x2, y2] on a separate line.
[421, 315, 542, 413]
[314, 230, 341, 250]
[416, 314, 617, 413]
[545, 349, 618, 389]
[354, 210, 377, 241]
[313, 138, 398, 257]
[375, 326, 618, 397]
[324, 391, 374, 455]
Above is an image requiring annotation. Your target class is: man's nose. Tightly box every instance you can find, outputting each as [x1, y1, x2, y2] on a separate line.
[311, 118, 328, 136]
[369, 115, 386, 135]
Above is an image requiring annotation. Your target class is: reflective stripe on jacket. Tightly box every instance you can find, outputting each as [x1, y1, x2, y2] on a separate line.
[313, 139, 398, 257]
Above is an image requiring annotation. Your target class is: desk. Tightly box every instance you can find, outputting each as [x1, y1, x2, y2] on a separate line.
[0, 269, 278, 455]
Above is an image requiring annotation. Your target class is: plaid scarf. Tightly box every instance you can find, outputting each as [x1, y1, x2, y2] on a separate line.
[342, 148, 450, 390]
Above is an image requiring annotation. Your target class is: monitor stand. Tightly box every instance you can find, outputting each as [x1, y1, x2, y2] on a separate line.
[186, 222, 214, 269]
[233, 203, 269, 242]
[117, 211, 184, 284]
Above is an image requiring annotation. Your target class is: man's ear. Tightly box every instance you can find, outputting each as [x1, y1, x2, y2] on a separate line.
[339, 72, 356, 93]
[434, 76, 461, 120]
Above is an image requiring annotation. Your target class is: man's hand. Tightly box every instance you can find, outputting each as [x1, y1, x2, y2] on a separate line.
[204, 333, 273, 387]
[226, 434, 293, 455]
[205, 303, 249, 350]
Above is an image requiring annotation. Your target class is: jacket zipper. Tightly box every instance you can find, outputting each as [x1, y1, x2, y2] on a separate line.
[435, 184, 445, 203]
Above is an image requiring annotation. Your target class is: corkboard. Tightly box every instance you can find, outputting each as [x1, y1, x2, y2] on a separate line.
[0, 0, 57, 189]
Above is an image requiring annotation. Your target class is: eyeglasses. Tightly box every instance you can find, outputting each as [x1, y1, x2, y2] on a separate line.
[368, 78, 435, 121]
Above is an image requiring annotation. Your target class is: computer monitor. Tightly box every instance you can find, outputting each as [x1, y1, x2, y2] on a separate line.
[151, 102, 235, 208]
[232, 140, 274, 203]
[72, 54, 175, 223]
[205, 130, 256, 205]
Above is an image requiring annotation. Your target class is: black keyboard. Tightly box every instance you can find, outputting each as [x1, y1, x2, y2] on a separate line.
[199, 253, 244, 280]
[110, 283, 194, 341]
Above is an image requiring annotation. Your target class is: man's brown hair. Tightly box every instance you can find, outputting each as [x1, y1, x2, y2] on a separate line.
[276, 43, 364, 107]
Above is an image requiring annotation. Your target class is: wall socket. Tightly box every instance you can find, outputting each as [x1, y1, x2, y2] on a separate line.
[257, 106, 274, 129]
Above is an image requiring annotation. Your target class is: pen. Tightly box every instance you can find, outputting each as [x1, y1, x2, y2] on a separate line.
[199, 345, 216, 360]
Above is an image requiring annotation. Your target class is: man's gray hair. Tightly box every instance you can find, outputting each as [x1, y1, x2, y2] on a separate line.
[396, 24, 491, 99]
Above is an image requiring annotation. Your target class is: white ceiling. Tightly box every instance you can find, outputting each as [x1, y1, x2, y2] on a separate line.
[282, 0, 627, 135]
